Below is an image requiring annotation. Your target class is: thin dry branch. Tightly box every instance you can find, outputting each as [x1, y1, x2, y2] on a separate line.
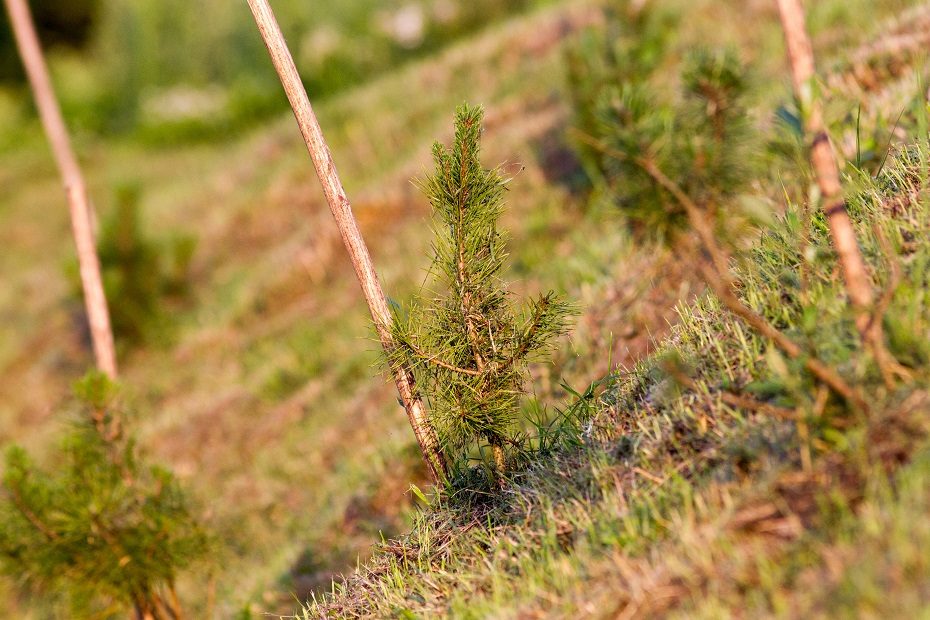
[4, 485, 59, 542]
[662, 360, 797, 420]
[3, 0, 117, 378]
[403, 340, 483, 377]
[695, 259, 866, 410]
[246, 0, 446, 482]
[868, 224, 913, 387]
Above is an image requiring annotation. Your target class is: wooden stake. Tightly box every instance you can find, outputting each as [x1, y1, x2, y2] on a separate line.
[776, 0, 874, 318]
[777, 0, 913, 388]
[3, 0, 117, 379]
[246, 0, 447, 483]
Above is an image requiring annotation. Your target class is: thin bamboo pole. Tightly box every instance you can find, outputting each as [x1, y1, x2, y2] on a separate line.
[4, 0, 117, 379]
[775, 0, 874, 317]
[777, 0, 913, 388]
[245, 0, 447, 483]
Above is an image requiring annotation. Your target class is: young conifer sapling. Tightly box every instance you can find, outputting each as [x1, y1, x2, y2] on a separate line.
[0, 373, 208, 619]
[391, 105, 573, 480]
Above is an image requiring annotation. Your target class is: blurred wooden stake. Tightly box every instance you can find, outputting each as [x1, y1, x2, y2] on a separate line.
[246, 0, 447, 483]
[3, 0, 117, 379]
[777, 0, 912, 388]
[775, 0, 874, 319]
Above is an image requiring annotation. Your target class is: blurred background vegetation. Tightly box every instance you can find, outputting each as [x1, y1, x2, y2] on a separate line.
[0, 0, 548, 144]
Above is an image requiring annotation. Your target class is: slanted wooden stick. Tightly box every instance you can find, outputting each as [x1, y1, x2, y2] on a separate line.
[776, 0, 874, 318]
[777, 0, 912, 388]
[246, 0, 447, 482]
[4, 0, 117, 378]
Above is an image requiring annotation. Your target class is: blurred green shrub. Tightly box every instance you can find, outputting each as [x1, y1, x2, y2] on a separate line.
[565, 0, 678, 184]
[0, 372, 209, 618]
[69, 184, 196, 347]
[566, 1, 758, 237]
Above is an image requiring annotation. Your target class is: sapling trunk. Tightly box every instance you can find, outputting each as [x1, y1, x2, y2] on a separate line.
[245, 0, 446, 483]
[491, 441, 506, 479]
[3, 0, 117, 378]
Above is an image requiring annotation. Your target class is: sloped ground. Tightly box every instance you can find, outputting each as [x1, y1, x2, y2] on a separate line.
[0, 1, 678, 615]
[0, 0, 925, 617]
[306, 3, 930, 619]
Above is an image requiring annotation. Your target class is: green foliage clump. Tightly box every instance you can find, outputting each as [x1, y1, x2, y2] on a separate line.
[391, 105, 573, 475]
[565, 0, 678, 177]
[71, 184, 196, 346]
[296, 0, 535, 101]
[0, 372, 209, 618]
[568, 2, 756, 236]
[620, 49, 752, 233]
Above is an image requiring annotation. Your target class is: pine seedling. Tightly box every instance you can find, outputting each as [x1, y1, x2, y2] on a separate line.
[391, 105, 573, 479]
[680, 48, 753, 205]
[565, 0, 678, 192]
[83, 185, 196, 346]
[574, 47, 754, 238]
[571, 41, 865, 405]
[0, 373, 209, 618]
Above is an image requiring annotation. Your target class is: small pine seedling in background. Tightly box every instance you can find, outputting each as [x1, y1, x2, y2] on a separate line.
[565, 0, 679, 205]
[67, 184, 197, 347]
[569, 16, 872, 406]
[0, 372, 209, 619]
[574, 44, 756, 238]
[391, 104, 573, 481]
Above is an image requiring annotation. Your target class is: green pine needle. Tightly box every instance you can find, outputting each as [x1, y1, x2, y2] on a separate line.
[391, 104, 574, 472]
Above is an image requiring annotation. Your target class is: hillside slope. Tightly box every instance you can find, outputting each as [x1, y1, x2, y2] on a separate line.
[0, 2, 664, 614]
[306, 2, 930, 618]
[0, 0, 926, 617]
